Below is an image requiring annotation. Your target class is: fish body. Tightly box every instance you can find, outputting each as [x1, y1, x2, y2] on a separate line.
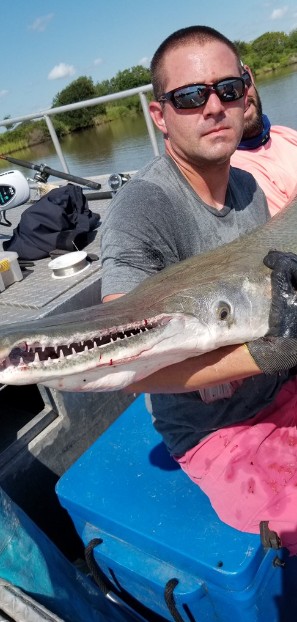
[0, 195, 297, 391]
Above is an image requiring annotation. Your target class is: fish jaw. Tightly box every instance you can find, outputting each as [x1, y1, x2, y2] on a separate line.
[0, 275, 270, 391]
[0, 312, 172, 385]
[0, 313, 203, 388]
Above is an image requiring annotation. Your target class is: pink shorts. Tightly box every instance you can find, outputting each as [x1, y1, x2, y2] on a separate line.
[176, 377, 297, 555]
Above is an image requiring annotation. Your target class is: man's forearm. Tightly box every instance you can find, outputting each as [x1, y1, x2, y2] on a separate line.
[125, 344, 261, 394]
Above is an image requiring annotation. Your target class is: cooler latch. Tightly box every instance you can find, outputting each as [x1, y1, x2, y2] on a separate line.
[260, 520, 281, 549]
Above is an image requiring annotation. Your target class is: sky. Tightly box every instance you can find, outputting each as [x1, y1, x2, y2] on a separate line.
[1, 0, 297, 120]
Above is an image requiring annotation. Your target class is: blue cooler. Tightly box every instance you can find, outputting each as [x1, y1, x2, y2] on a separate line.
[56, 395, 297, 621]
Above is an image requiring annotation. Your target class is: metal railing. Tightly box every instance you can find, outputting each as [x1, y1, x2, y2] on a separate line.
[0, 84, 160, 173]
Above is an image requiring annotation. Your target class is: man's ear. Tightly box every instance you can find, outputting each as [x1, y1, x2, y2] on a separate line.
[149, 101, 168, 136]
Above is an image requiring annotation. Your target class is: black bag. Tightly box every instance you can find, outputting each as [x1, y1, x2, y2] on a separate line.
[3, 184, 100, 260]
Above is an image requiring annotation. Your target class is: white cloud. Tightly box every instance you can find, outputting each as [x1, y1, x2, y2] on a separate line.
[29, 14, 54, 32]
[48, 63, 76, 80]
[138, 56, 150, 68]
[0, 90, 8, 99]
[94, 58, 103, 66]
[270, 6, 288, 19]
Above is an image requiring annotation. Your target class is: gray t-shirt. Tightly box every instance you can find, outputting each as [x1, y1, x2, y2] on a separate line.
[101, 155, 288, 456]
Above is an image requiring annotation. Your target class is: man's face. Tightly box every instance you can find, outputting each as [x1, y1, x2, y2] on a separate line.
[150, 40, 246, 168]
[242, 81, 263, 139]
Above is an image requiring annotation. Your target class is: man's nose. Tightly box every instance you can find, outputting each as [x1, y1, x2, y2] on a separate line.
[203, 90, 225, 114]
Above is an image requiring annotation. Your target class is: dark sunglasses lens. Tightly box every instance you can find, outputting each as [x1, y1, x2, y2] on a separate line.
[216, 78, 244, 102]
[242, 71, 252, 87]
[173, 85, 207, 109]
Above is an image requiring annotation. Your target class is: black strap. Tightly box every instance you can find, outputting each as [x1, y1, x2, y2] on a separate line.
[0, 210, 12, 227]
[84, 538, 112, 596]
[164, 578, 188, 622]
[84, 538, 167, 621]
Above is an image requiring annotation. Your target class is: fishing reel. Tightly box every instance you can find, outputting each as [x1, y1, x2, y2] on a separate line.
[32, 164, 51, 184]
[0, 170, 30, 227]
[108, 172, 131, 193]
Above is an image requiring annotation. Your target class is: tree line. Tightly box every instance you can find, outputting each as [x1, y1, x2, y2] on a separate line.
[1, 29, 297, 154]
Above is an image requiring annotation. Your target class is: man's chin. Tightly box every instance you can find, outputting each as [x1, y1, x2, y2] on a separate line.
[207, 146, 240, 165]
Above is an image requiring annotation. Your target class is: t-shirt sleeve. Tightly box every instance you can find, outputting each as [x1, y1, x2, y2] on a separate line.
[100, 179, 179, 299]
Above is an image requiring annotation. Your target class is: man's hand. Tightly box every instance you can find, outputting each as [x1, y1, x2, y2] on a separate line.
[264, 250, 297, 337]
[247, 250, 297, 374]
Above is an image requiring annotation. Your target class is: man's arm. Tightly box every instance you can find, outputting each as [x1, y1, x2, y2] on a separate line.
[124, 344, 261, 394]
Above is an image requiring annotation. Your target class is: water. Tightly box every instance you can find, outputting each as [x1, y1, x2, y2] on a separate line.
[0, 115, 165, 181]
[255, 66, 297, 129]
[1, 67, 296, 181]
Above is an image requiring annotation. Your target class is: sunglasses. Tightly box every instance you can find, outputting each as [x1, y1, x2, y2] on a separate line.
[158, 73, 249, 110]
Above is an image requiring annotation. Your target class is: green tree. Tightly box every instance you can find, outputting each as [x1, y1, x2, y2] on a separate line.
[239, 31, 293, 73]
[94, 65, 152, 116]
[109, 65, 151, 93]
[52, 76, 105, 131]
[95, 79, 113, 97]
[234, 40, 251, 60]
[252, 31, 288, 56]
[288, 29, 297, 54]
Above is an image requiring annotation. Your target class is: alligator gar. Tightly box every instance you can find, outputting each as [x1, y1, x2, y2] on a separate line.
[0, 193, 297, 392]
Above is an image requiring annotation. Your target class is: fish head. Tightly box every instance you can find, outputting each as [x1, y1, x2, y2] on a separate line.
[161, 269, 271, 351]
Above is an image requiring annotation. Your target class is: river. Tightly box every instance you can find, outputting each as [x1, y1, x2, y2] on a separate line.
[1, 67, 297, 181]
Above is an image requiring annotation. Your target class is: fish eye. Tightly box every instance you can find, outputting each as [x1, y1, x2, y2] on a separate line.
[216, 302, 231, 321]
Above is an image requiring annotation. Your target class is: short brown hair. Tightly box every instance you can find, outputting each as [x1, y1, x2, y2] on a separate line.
[150, 25, 241, 100]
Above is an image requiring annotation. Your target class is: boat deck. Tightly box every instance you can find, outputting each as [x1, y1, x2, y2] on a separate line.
[0, 176, 135, 559]
[0, 177, 112, 323]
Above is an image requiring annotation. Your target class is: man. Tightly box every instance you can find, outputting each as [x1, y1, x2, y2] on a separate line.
[101, 26, 297, 553]
[232, 66, 297, 215]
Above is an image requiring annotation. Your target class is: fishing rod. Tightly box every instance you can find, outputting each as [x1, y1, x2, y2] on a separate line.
[0, 155, 102, 191]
